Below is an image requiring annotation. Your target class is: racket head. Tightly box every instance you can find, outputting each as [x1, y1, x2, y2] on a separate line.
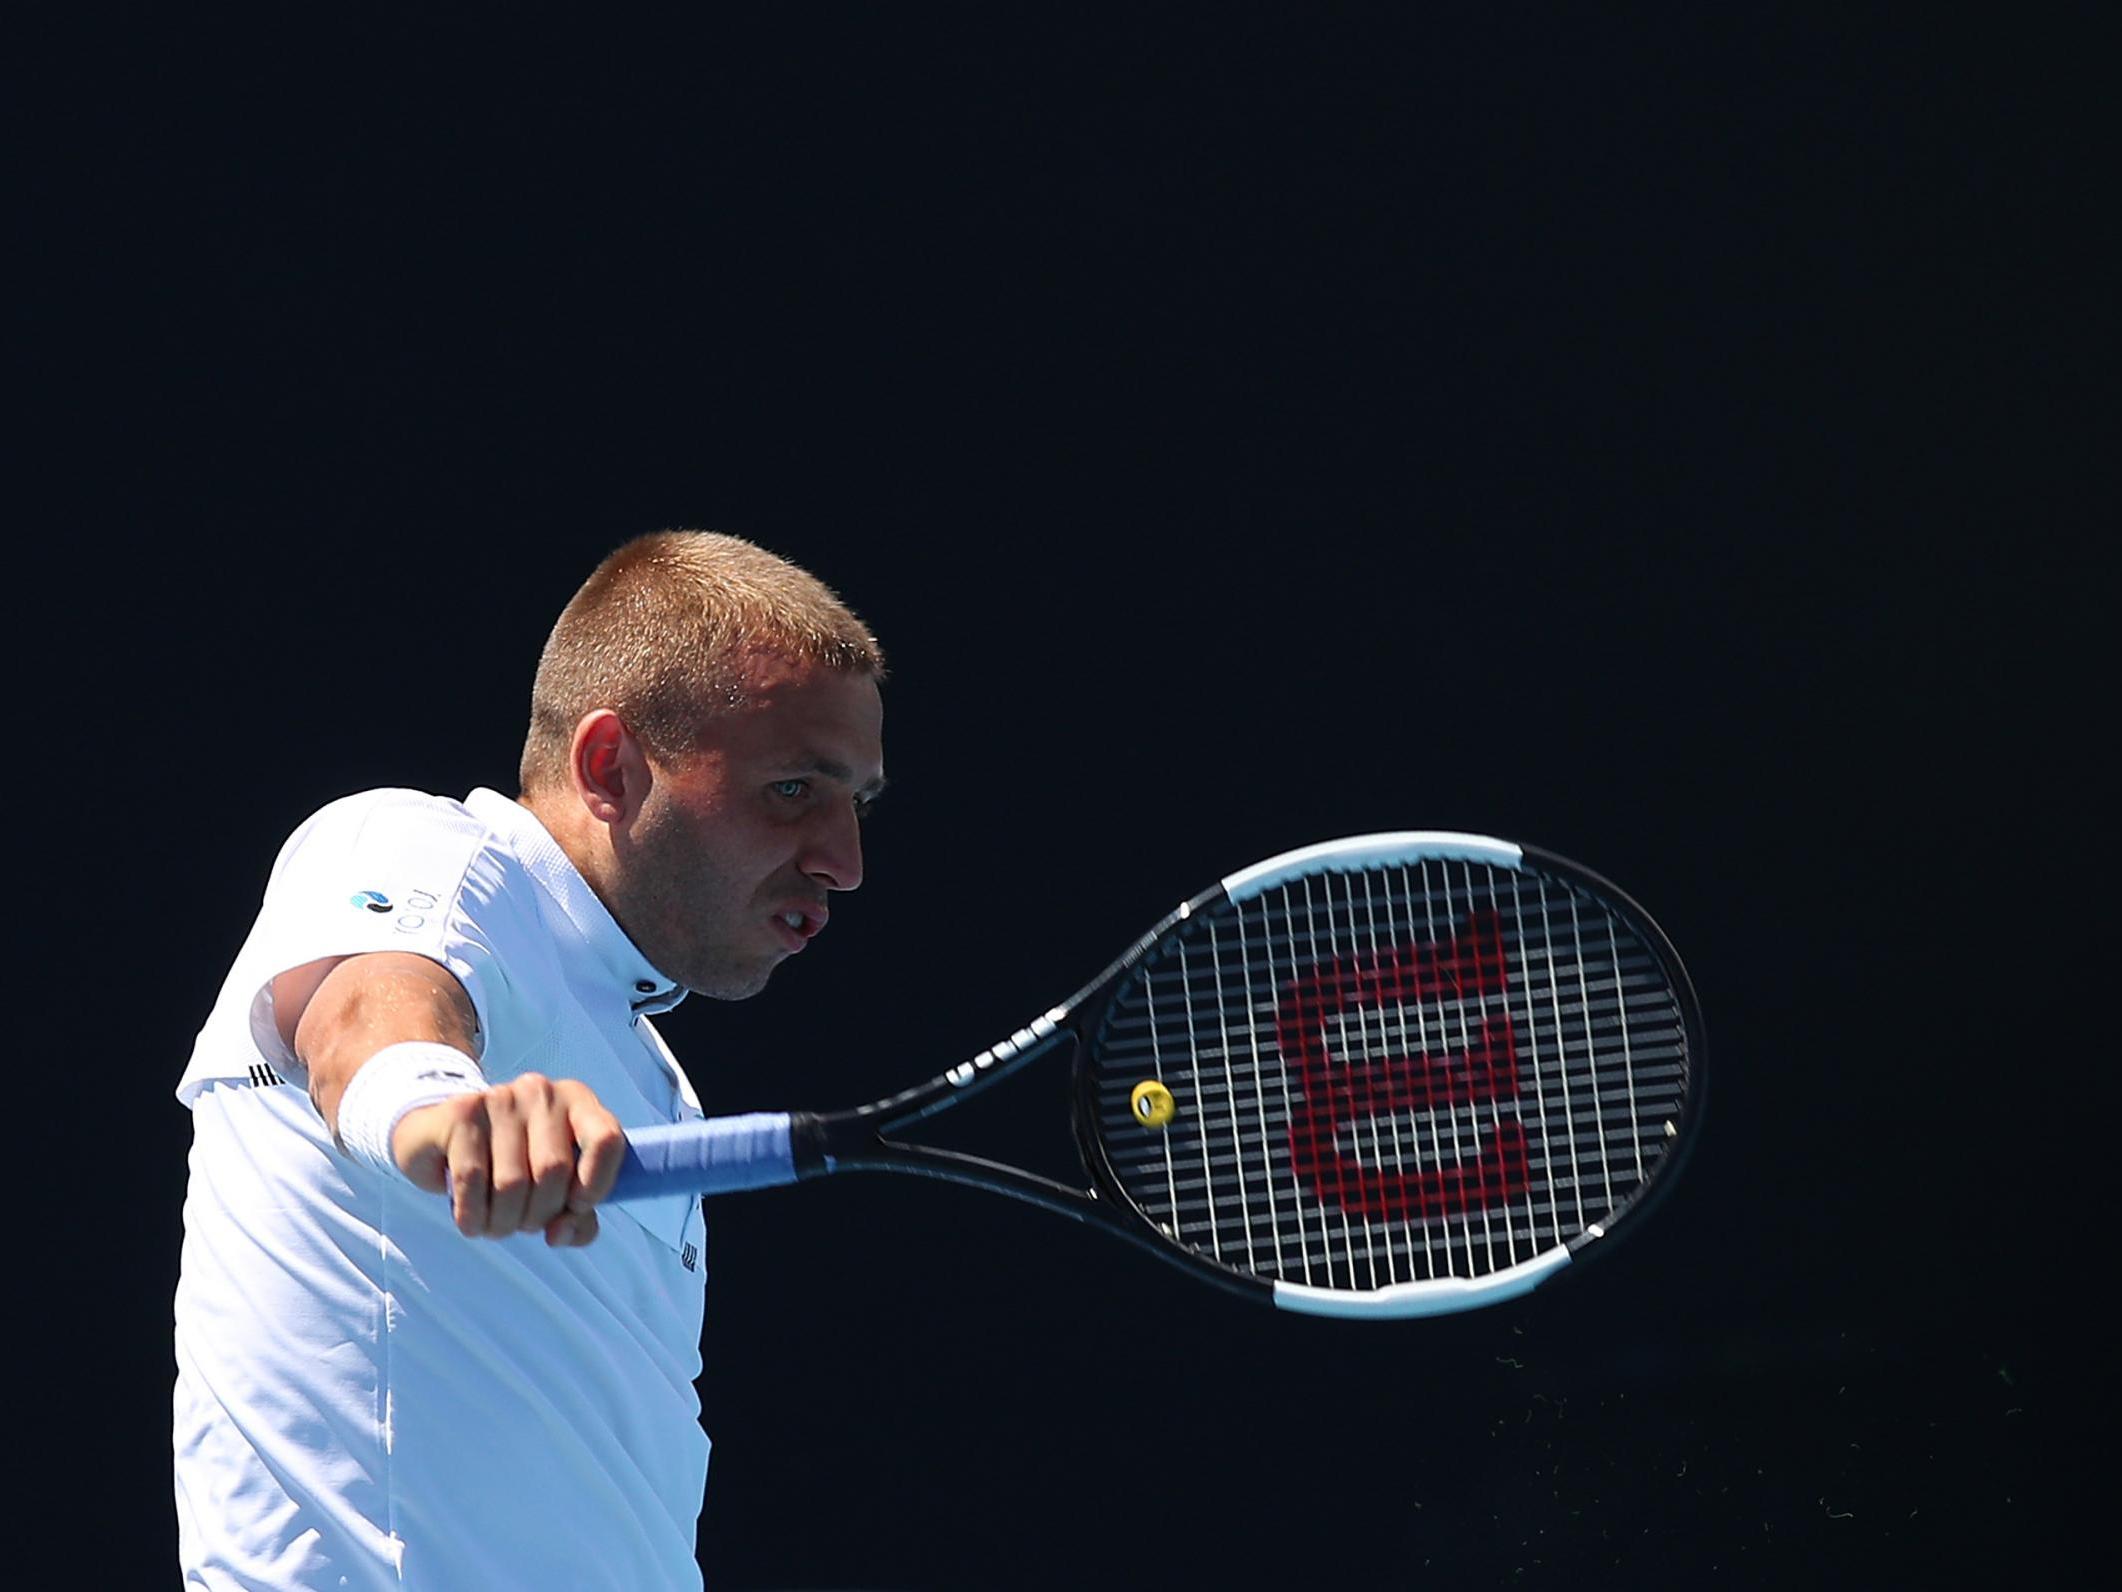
[1069, 833, 1704, 1318]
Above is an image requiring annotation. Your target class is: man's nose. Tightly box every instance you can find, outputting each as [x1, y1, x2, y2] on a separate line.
[801, 801, 864, 892]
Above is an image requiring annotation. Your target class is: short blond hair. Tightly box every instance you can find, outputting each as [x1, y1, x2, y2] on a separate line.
[518, 530, 884, 795]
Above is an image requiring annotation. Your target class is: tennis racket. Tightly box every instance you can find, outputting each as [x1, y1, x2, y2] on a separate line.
[609, 832, 1704, 1319]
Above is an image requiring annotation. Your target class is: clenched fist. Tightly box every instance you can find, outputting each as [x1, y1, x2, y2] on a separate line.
[394, 1072, 627, 1247]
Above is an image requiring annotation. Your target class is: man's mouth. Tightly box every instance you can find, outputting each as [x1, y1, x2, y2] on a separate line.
[771, 906, 827, 951]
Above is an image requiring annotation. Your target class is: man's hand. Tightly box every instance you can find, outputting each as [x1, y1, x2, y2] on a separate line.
[394, 1073, 625, 1247]
[280, 952, 628, 1248]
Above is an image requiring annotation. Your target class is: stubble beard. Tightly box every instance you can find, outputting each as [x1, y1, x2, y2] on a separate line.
[613, 801, 781, 1002]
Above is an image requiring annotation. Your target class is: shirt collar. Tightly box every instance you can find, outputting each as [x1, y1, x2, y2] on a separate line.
[463, 787, 688, 1016]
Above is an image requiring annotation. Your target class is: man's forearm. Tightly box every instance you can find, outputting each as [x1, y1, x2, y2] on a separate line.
[286, 953, 482, 1137]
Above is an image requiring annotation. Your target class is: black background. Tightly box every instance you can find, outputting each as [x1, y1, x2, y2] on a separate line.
[28, 7, 2096, 1588]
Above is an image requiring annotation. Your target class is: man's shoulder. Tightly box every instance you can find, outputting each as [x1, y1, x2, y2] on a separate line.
[290, 784, 474, 835]
[259, 787, 537, 930]
[274, 787, 491, 866]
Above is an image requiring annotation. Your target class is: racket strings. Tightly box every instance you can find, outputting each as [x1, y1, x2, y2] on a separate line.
[1090, 860, 1689, 1292]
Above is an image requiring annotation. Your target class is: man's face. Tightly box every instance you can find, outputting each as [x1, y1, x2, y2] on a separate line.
[610, 654, 886, 999]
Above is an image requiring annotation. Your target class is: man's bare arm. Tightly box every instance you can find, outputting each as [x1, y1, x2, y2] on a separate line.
[276, 953, 624, 1246]
[287, 953, 480, 1132]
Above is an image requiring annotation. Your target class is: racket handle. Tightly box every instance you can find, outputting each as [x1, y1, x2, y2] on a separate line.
[608, 1113, 800, 1202]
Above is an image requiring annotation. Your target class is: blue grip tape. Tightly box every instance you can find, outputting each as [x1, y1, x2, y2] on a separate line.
[609, 1113, 797, 1201]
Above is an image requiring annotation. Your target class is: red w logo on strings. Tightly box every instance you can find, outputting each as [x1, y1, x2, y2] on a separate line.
[1278, 909, 1528, 1221]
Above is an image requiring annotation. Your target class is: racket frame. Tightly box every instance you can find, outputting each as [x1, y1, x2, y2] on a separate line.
[790, 832, 1705, 1317]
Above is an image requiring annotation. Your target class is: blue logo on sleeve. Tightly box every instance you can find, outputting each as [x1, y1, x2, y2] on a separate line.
[351, 890, 393, 913]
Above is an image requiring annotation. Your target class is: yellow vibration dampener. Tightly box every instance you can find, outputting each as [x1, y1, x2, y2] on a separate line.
[1131, 1079, 1177, 1129]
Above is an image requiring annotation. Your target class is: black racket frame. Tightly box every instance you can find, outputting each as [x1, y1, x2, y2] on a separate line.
[787, 842, 1705, 1312]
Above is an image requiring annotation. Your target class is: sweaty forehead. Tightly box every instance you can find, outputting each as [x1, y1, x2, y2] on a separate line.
[728, 659, 883, 769]
[734, 648, 875, 700]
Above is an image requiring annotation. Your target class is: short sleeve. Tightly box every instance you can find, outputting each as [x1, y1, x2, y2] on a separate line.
[179, 790, 506, 1106]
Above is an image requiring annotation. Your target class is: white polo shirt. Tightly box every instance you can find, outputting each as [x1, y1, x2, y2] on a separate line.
[174, 787, 712, 1591]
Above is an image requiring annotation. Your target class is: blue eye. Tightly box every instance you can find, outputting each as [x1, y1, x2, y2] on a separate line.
[771, 779, 808, 800]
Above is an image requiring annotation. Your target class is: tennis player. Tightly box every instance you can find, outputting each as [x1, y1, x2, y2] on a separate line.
[173, 531, 886, 1589]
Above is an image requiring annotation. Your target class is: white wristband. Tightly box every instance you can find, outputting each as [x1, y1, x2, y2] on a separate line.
[336, 1041, 486, 1178]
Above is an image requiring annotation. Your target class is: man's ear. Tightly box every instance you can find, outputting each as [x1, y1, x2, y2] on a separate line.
[569, 709, 650, 826]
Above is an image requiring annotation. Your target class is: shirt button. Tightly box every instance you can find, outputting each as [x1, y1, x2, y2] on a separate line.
[635, 980, 656, 993]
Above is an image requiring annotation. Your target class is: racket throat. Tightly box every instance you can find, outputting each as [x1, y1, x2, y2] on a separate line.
[787, 1110, 833, 1179]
